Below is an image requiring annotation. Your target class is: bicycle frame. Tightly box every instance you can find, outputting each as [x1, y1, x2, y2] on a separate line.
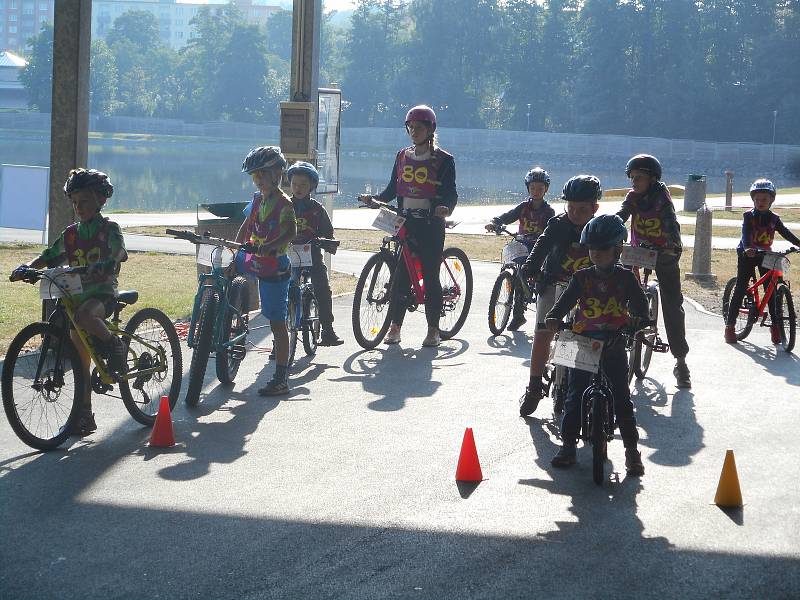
[745, 267, 781, 319]
[288, 266, 317, 331]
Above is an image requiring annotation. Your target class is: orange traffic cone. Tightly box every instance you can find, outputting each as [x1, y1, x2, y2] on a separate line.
[149, 396, 176, 448]
[455, 428, 483, 481]
[714, 449, 743, 508]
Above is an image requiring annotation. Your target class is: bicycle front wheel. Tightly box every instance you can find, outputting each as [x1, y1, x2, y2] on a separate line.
[775, 285, 796, 353]
[439, 247, 473, 340]
[302, 292, 320, 356]
[488, 270, 514, 335]
[633, 285, 659, 379]
[185, 288, 219, 407]
[287, 288, 299, 366]
[120, 308, 183, 425]
[2, 323, 84, 450]
[591, 392, 607, 486]
[352, 253, 394, 349]
[216, 277, 249, 384]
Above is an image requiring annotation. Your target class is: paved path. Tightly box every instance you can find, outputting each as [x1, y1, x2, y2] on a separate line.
[1, 247, 799, 599]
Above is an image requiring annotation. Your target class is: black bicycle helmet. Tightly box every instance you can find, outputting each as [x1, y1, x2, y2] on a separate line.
[580, 214, 628, 248]
[63, 168, 114, 199]
[749, 178, 776, 198]
[625, 154, 662, 180]
[241, 146, 287, 174]
[287, 161, 320, 187]
[562, 175, 602, 203]
[524, 167, 550, 188]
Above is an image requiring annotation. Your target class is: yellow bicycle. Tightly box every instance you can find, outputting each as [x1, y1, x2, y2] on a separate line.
[2, 266, 182, 450]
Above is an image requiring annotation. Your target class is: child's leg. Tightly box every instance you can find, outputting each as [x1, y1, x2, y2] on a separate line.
[69, 327, 92, 411]
[73, 297, 112, 341]
[310, 252, 334, 330]
[604, 339, 638, 448]
[654, 253, 688, 359]
[726, 254, 758, 325]
[258, 276, 291, 394]
[561, 366, 590, 445]
[520, 284, 557, 415]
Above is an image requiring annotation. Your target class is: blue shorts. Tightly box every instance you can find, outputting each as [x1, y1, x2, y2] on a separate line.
[258, 276, 290, 322]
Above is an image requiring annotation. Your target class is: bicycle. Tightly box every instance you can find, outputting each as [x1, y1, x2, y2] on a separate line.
[620, 245, 670, 382]
[352, 198, 473, 349]
[2, 266, 182, 450]
[167, 229, 251, 406]
[286, 238, 341, 365]
[722, 247, 798, 352]
[486, 225, 536, 335]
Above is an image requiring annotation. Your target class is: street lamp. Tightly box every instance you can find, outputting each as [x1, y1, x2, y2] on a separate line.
[772, 110, 778, 164]
[526, 103, 531, 131]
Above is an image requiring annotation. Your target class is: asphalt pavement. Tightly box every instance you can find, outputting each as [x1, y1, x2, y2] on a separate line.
[1, 246, 799, 599]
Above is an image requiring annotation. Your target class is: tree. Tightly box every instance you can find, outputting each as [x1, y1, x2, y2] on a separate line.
[266, 8, 293, 63]
[19, 24, 53, 112]
[215, 23, 270, 121]
[90, 39, 119, 116]
[105, 10, 161, 51]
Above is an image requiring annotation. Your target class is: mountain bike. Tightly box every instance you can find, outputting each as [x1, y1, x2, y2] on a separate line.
[722, 247, 798, 352]
[486, 225, 536, 335]
[3, 266, 182, 450]
[621, 245, 670, 382]
[286, 238, 341, 365]
[167, 229, 251, 406]
[352, 199, 473, 349]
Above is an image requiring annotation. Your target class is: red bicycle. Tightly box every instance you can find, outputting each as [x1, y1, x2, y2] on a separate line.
[352, 199, 473, 349]
[722, 247, 798, 352]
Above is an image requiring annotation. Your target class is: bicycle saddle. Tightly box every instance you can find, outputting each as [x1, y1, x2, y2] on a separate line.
[115, 290, 139, 305]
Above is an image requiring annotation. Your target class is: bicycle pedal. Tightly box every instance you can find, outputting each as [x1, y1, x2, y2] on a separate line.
[229, 345, 247, 360]
[653, 339, 670, 353]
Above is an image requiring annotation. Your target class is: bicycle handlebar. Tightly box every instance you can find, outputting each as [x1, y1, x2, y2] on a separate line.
[167, 228, 248, 251]
[10, 265, 88, 284]
[556, 318, 656, 335]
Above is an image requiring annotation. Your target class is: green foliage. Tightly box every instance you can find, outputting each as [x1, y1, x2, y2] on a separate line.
[18, 24, 53, 112]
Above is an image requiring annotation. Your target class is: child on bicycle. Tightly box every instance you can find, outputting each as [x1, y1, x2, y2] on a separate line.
[545, 215, 647, 475]
[286, 161, 343, 347]
[616, 154, 691, 389]
[725, 179, 800, 344]
[518, 175, 600, 417]
[236, 146, 297, 396]
[357, 104, 458, 347]
[10, 168, 128, 436]
[485, 167, 555, 330]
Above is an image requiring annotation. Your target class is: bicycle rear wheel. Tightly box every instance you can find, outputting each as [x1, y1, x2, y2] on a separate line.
[439, 247, 473, 339]
[352, 253, 394, 349]
[120, 308, 183, 425]
[723, 276, 757, 340]
[185, 288, 219, 407]
[591, 393, 607, 486]
[215, 277, 249, 384]
[302, 292, 320, 356]
[488, 270, 514, 335]
[775, 285, 796, 353]
[2, 323, 84, 450]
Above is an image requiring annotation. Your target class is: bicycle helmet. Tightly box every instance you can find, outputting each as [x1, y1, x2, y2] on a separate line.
[287, 161, 320, 188]
[524, 167, 550, 188]
[580, 214, 628, 248]
[562, 175, 602, 203]
[625, 154, 662, 180]
[241, 146, 287, 174]
[63, 168, 114, 199]
[749, 178, 776, 198]
[405, 105, 437, 134]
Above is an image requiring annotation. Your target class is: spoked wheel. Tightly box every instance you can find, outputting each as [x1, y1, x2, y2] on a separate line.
[722, 276, 757, 340]
[120, 308, 183, 426]
[775, 285, 796, 353]
[352, 253, 394, 349]
[184, 288, 219, 407]
[439, 247, 473, 339]
[591, 393, 607, 486]
[302, 292, 321, 356]
[216, 277, 249, 384]
[633, 285, 659, 379]
[1, 323, 84, 450]
[551, 365, 567, 416]
[488, 270, 514, 335]
[287, 290, 299, 367]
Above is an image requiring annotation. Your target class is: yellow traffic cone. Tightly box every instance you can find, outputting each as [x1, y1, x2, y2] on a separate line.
[714, 449, 743, 508]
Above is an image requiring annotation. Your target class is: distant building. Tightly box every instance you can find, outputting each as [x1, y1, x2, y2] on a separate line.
[0, 49, 27, 108]
[0, 1, 280, 55]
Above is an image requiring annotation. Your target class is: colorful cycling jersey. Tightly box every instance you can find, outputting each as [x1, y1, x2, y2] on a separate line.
[618, 182, 681, 250]
[571, 267, 630, 334]
[243, 190, 295, 278]
[292, 197, 332, 244]
[745, 210, 780, 250]
[631, 195, 669, 247]
[395, 147, 441, 200]
[558, 242, 591, 281]
[518, 201, 553, 239]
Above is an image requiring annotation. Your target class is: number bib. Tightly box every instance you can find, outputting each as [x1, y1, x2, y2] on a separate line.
[558, 242, 591, 281]
[293, 200, 324, 244]
[63, 218, 114, 285]
[631, 195, 668, 247]
[395, 148, 440, 199]
[244, 191, 291, 278]
[518, 202, 550, 238]
[749, 212, 778, 250]
[572, 269, 629, 334]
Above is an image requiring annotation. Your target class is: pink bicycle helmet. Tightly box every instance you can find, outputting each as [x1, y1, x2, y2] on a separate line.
[405, 105, 437, 133]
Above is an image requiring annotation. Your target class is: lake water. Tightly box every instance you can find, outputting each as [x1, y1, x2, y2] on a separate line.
[3, 133, 797, 212]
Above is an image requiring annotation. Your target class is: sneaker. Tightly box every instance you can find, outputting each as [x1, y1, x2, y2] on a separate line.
[258, 378, 289, 396]
[68, 411, 97, 437]
[106, 337, 128, 376]
[771, 324, 782, 344]
[673, 358, 691, 389]
[724, 325, 737, 344]
[625, 448, 645, 476]
[519, 382, 543, 416]
[507, 314, 527, 331]
[422, 327, 441, 347]
[384, 324, 402, 345]
[551, 444, 577, 468]
[319, 328, 344, 346]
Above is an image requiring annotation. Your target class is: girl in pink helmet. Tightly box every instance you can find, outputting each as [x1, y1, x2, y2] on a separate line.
[358, 104, 458, 347]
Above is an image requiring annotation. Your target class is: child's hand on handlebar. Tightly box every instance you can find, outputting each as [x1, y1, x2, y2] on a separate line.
[9, 264, 29, 282]
[744, 247, 757, 258]
[484, 222, 496, 232]
[434, 205, 450, 218]
[357, 194, 375, 204]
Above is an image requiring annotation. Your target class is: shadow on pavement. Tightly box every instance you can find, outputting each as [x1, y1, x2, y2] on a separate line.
[732, 341, 800, 385]
[481, 331, 532, 363]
